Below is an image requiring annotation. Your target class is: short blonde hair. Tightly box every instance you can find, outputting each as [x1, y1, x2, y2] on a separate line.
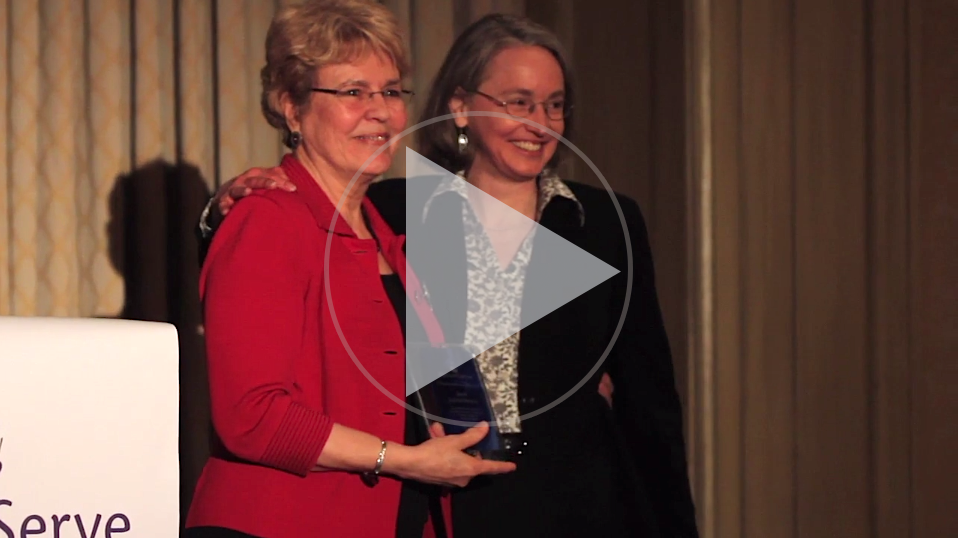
[260, 0, 410, 147]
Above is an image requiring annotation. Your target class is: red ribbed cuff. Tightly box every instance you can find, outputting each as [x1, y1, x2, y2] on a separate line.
[260, 402, 334, 477]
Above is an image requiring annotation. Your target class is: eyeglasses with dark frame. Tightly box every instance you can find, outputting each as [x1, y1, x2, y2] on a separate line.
[469, 89, 572, 121]
[311, 87, 415, 109]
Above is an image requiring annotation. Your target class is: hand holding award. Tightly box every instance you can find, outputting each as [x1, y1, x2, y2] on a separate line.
[383, 421, 515, 488]
[408, 343, 517, 460]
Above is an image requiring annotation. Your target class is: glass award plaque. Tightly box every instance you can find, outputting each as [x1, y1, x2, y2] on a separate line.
[408, 343, 508, 459]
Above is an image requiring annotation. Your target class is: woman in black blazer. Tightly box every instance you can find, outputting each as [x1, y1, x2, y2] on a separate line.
[202, 13, 697, 538]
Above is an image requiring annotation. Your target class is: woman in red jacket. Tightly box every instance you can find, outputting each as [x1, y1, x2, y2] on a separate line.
[183, 2, 515, 537]
[203, 11, 699, 538]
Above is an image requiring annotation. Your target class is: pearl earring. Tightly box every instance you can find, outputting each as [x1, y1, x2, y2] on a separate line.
[457, 130, 469, 154]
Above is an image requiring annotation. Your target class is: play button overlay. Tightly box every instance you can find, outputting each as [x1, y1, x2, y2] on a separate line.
[403, 147, 620, 397]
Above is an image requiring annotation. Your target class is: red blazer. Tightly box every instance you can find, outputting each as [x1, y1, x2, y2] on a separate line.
[186, 155, 452, 538]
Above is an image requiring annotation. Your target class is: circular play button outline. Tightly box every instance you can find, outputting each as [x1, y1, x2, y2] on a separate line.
[322, 111, 633, 428]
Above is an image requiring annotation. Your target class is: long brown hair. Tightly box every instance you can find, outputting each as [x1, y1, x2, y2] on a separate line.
[416, 14, 575, 174]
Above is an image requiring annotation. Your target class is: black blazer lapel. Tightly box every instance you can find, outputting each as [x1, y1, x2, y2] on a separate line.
[517, 197, 600, 402]
[519, 196, 588, 331]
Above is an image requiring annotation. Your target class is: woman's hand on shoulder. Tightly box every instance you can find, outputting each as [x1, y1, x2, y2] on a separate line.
[215, 166, 296, 216]
[384, 422, 516, 488]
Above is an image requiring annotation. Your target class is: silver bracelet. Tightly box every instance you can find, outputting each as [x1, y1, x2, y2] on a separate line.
[362, 440, 387, 486]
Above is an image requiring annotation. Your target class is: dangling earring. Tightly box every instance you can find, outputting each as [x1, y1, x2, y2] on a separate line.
[288, 130, 302, 149]
[457, 128, 469, 154]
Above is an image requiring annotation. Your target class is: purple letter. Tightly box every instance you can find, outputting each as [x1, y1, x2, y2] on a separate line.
[52, 515, 71, 538]
[0, 500, 14, 538]
[19, 515, 45, 537]
[104, 515, 130, 537]
[74, 514, 102, 538]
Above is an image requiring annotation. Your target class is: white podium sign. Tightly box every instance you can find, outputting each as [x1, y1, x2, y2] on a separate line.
[0, 317, 179, 538]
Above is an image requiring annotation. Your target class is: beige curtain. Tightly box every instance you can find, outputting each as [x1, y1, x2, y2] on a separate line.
[0, 0, 285, 317]
[1, 0, 525, 318]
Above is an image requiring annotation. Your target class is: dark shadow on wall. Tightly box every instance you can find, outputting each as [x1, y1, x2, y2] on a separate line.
[106, 159, 212, 532]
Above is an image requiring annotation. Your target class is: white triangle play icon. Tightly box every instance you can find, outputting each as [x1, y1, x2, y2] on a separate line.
[404, 147, 619, 396]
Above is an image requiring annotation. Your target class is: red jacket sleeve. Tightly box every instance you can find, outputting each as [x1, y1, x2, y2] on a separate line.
[200, 193, 333, 477]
